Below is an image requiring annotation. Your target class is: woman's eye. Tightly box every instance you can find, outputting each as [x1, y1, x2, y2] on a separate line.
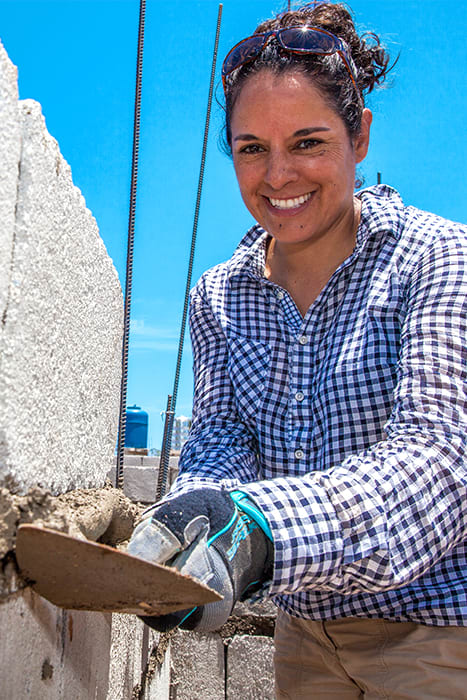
[296, 138, 320, 150]
[239, 143, 264, 155]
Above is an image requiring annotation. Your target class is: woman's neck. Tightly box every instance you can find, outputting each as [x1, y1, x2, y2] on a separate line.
[265, 198, 361, 317]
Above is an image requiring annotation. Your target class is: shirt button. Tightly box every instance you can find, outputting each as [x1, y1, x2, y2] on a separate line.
[295, 391, 305, 402]
[298, 335, 309, 345]
[294, 449, 305, 459]
[275, 290, 284, 300]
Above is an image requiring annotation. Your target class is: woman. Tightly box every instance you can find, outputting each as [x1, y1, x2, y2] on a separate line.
[129, 2, 467, 696]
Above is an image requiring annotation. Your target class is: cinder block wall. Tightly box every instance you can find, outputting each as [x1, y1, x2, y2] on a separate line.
[0, 41, 123, 495]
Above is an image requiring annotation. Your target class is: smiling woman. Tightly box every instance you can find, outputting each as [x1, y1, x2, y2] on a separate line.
[127, 2, 467, 698]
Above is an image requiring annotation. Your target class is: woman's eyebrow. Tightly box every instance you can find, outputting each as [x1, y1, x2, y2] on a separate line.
[233, 126, 331, 142]
[233, 133, 259, 142]
[293, 127, 331, 137]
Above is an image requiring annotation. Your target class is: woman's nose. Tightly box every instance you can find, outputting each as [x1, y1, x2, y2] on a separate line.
[264, 151, 298, 190]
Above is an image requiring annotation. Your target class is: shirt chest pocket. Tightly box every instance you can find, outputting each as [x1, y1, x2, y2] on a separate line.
[227, 337, 270, 425]
[324, 293, 402, 413]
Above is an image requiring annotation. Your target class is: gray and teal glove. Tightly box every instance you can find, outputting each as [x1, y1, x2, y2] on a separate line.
[127, 488, 273, 632]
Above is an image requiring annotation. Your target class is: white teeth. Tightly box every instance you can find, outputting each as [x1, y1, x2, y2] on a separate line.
[269, 192, 312, 209]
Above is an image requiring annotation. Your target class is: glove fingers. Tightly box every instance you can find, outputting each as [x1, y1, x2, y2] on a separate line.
[127, 519, 182, 566]
[178, 546, 234, 632]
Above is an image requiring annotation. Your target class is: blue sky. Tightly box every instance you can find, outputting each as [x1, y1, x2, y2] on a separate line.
[1, 0, 465, 450]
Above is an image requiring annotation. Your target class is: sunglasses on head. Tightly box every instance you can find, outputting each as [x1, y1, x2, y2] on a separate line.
[222, 26, 358, 93]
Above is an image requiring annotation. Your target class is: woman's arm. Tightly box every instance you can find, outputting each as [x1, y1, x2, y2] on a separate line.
[239, 230, 467, 597]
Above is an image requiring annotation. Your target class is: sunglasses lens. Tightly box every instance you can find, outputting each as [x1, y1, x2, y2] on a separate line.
[223, 36, 266, 76]
[279, 27, 337, 53]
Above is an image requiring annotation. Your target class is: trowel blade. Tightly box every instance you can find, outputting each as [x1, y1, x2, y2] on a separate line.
[16, 524, 222, 615]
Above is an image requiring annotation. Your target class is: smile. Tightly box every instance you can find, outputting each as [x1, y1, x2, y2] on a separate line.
[268, 192, 312, 210]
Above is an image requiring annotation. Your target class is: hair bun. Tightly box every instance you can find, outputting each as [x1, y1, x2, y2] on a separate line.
[257, 2, 392, 94]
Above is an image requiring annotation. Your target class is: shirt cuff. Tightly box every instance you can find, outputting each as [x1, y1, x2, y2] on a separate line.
[237, 476, 344, 596]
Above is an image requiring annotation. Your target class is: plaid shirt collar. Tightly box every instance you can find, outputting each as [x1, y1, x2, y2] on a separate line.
[226, 185, 406, 282]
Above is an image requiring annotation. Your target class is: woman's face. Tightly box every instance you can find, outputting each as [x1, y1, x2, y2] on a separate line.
[230, 70, 372, 250]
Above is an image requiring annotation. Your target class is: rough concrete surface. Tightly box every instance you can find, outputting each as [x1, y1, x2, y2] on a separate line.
[0, 588, 112, 699]
[0, 578, 173, 700]
[170, 630, 225, 700]
[144, 652, 170, 700]
[0, 41, 20, 323]
[0, 45, 123, 494]
[132, 627, 172, 700]
[108, 615, 171, 700]
[226, 635, 275, 700]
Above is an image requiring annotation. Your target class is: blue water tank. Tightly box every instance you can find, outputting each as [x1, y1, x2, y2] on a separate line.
[125, 405, 148, 449]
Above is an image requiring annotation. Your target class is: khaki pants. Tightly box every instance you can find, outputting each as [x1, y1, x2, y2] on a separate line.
[274, 610, 467, 699]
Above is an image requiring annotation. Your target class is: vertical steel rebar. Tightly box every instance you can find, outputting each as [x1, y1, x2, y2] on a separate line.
[155, 395, 174, 499]
[155, 3, 223, 501]
[115, 0, 146, 489]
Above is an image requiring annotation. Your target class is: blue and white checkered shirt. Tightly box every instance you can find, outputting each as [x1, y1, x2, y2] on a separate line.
[174, 185, 467, 626]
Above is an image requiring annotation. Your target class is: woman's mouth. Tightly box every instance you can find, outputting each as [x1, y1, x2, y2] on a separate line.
[267, 192, 312, 210]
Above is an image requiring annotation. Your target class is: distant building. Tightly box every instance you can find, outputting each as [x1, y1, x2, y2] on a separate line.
[172, 415, 192, 451]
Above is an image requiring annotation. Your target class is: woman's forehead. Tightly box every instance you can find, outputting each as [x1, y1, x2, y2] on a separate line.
[231, 70, 344, 131]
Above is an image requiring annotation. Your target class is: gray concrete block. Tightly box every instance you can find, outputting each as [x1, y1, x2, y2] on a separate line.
[108, 613, 145, 699]
[60, 608, 112, 699]
[226, 635, 275, 700]
[170, 630, 225, 700]
[142, 628, 171, 700]
[0, 588, 112, 699]
[0, 42, 20, 322]
[0, 95, 123, 494]
[115, 455, 158, 467]
[109, 618, 171, 700]
[0, 589, 65, 699]
[145, 656, 170, 700]
[0, 589, 173, 700]
[0, 589, 172, 700]
[108, 457, 179, 503]
[113, 455, 180, 467]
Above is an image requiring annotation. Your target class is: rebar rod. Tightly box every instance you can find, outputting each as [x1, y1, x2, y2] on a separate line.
[115, 0, 146, 489]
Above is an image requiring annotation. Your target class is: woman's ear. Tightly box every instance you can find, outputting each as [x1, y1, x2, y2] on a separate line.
[354, 109, 372, 163]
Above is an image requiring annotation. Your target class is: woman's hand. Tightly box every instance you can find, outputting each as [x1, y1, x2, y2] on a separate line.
[127, 488, 273, 632]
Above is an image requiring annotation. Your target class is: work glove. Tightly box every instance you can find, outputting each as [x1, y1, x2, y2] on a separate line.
[127, 488, 273, 632]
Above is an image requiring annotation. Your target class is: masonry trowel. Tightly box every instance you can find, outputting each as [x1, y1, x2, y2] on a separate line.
[15, 524, 222, 615]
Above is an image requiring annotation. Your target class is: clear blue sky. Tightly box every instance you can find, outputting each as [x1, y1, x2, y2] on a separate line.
[1, 0, 465, 450]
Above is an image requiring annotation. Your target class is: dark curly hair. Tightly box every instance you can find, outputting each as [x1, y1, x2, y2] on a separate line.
[221, 2, 392, 154]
